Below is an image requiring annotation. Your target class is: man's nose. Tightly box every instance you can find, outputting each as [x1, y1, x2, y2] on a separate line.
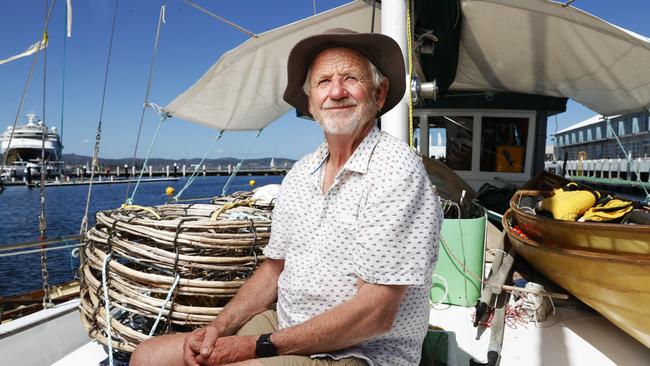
[328, 78, 348, 100]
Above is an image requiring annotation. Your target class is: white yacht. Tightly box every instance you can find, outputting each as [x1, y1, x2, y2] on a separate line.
[0, 111, 63, 180]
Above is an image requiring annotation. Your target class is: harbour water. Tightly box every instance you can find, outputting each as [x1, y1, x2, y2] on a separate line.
[0, 175, 284, 297]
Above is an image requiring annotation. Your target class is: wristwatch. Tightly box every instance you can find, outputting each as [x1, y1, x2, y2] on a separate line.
[255, 333, 278, 358]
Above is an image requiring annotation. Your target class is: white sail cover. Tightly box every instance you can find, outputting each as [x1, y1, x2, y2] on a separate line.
[166, 0, 650, 130]
[164, 1, 379, 131]
[453, 0, 650, 116]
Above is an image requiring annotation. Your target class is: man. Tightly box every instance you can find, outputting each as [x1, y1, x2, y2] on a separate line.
[131, 28, 442, 366]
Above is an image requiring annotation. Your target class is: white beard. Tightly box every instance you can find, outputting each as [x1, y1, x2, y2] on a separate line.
[315, 98, 377, 135]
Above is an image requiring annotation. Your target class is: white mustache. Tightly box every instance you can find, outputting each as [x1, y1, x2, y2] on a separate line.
[322, 101, 358, 109]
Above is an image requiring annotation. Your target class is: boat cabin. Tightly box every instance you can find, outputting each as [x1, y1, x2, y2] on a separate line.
[412, 93, 566, 190]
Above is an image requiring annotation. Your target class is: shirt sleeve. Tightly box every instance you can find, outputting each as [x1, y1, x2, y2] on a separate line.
[353, 169, 443, 287]
[262, 177, 293, 260]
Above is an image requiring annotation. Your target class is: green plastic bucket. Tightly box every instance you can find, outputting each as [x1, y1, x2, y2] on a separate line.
[430, 212, 486, 307]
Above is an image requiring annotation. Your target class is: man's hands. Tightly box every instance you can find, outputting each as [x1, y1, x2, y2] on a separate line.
[183, 325, 256, 366]
[195, 335, 257, 365]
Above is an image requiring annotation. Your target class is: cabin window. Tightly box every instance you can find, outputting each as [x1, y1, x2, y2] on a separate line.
[632, 117, 640, 134]
[586, 129, 592, 141]
[479, 116, 528, 173]
[596, 126, 602, 139]
[426, 115, 473, 171]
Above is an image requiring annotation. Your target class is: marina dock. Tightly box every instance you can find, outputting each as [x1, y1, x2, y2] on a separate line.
[1, 168, 288, 188]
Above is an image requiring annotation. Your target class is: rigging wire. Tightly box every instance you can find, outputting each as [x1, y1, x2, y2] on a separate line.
[79, 0, 120, 238]
[221, 129, 263, 197]
[181, 0, 258, 38]
[125, 114, 168, 205]
[125, 2, 167, 202]
[172, 130, 225, 202]
[0, 1, 56, 178]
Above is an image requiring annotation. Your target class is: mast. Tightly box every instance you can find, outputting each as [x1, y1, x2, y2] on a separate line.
[380, 0, 409, 144]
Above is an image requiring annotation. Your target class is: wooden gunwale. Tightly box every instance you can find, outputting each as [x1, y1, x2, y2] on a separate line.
[503, 209, 650, 264]
[510, 189, 649, 236]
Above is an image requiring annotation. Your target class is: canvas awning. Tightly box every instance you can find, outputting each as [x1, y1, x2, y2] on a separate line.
[165, 0, 650, 131]
[451, 0, 650, 117]
[164, 1, 379, 131]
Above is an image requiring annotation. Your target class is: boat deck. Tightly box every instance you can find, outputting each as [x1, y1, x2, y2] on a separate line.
[4, 298, 648, 366]
[430, 303, 650, 365]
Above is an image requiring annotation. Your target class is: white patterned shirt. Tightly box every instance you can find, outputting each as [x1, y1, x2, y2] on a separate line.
[263, 125, 443, 366]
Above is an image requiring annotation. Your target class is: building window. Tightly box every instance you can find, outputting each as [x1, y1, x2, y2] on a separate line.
[607, 123, 614, 138]
[559, 135, 563, 146]
[480, 116, 528, 173]
[586, 129, 592, 141]
[596, 126, 602, 139]
[572, 133, 577, 144]
[633, 117, 640, 134]
[618, 121, 625, 135]
[579, 131, 584, 142]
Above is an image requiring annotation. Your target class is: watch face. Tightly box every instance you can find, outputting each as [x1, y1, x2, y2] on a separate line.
[256, 333, 278, 358]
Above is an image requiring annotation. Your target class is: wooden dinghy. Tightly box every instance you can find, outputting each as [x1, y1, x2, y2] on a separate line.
[503, 190, 650, 348]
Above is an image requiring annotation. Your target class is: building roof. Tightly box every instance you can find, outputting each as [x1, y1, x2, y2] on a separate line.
[554, 114, 620, 135]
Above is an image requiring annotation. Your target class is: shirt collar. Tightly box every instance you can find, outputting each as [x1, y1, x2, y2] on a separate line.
[306, 125, 382, 177]
[342, 125, 382, 174]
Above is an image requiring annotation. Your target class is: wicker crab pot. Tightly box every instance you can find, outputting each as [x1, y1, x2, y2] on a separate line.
[80, 193, 273, 352]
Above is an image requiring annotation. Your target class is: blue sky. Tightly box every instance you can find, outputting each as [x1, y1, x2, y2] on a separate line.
[1, 0, 648, 160]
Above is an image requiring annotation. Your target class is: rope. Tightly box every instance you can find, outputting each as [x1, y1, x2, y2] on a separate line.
[125, 2, 167, 203]
[429, 273, 449, 308]
[148, 274, 181, 337]
[210, 199, 255, 221]
[120, 204, 163, 220]
[221, 129, 263, 196]
[80, 0, 120, 237]
[102, 252, 114, 366]
[605, 118, 650, 203]
[125, 114, 167, 205]
[39, 0, 54, 310]
[406, 0, 414, 147]
[172, 130, 225, 202]
[0, 2, 56, 174]
[181, 0, 257, 38]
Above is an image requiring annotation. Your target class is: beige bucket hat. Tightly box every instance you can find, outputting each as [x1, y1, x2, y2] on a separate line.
[283, 28, 406, 119]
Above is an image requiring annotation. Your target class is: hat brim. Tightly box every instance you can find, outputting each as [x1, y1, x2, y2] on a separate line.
[283, 31, 406, 120]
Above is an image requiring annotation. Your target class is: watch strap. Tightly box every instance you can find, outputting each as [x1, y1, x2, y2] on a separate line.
[255, 333, 279, 358]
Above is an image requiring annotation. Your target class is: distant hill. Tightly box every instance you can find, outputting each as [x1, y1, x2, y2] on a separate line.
[62, 153, 296, 170]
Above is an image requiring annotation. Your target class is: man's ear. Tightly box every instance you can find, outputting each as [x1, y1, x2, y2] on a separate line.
[375, 78, 389, 109]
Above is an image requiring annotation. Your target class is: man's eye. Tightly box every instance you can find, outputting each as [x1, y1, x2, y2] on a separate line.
[344, 76, 358, 83]
[317, 79, 330, 87]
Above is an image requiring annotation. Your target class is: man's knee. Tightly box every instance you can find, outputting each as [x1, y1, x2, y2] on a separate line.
[130, 333, 186, 366]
